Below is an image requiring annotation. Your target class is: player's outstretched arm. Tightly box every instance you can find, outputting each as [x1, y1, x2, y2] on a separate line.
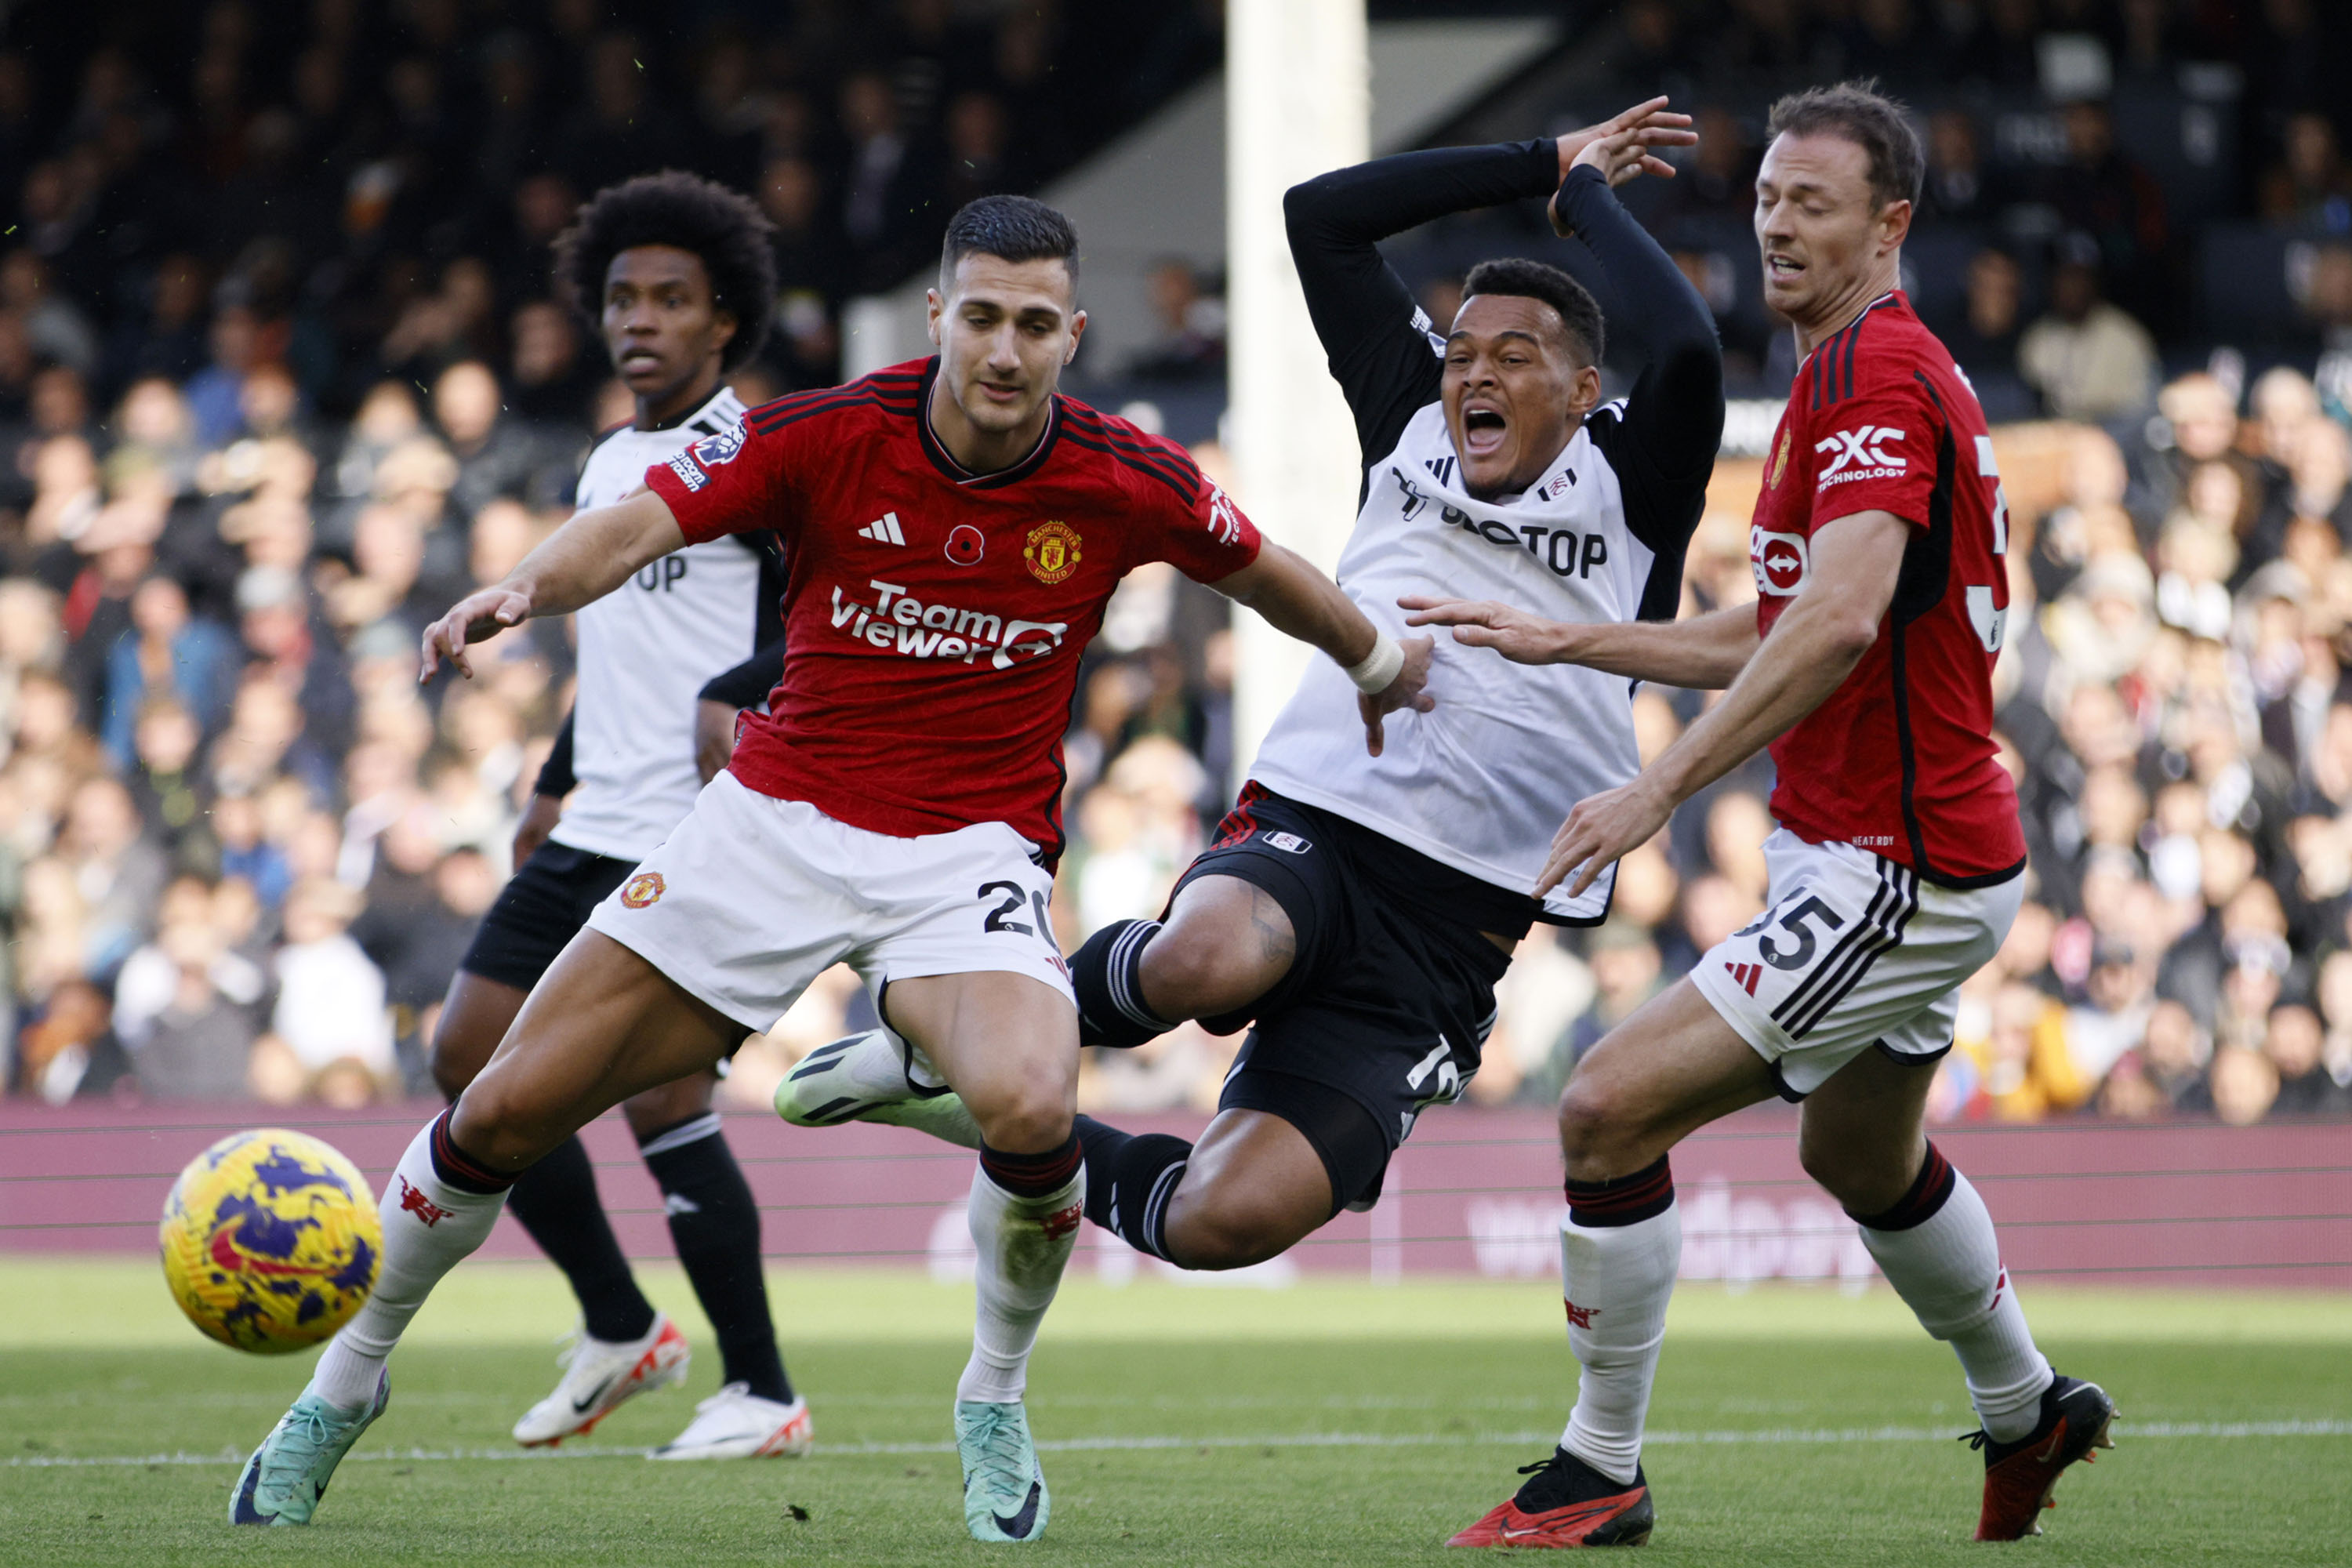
[420, 489, 686, 681]
[1211, 542, 1435, 757]
[1399, 596, 1759, 689]
[1534, 508, 1909, 898]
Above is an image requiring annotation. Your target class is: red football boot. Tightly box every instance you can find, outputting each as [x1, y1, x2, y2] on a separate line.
[1448, 1448, 1653, 1548]
[1967, 1374, 2117, 1541]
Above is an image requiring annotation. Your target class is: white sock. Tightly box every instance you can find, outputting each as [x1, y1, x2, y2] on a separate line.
[1857, 1149, 2052, 1443]
[956, 1162, 1083, 1405]
[310, 1116, 509, 1410]
[1556, 1168, 1681, 1486]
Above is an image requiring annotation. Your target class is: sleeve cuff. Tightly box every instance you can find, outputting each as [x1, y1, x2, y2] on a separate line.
[1552, 162, 1614, 223]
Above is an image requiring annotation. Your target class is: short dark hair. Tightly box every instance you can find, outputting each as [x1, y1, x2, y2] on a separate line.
[554, 170, 777, 369]
[1461, 257, 1605, 365]
[1766, 79, 1925, 211]
[940, 194, 1080, 289]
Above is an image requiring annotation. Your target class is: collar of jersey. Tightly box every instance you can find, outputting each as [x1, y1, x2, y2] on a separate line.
[914, 355, 1062, 488]
[1795, 289, 1905, 372]
[1400, 404, 1589, 517]
[629, 382, 744, 436]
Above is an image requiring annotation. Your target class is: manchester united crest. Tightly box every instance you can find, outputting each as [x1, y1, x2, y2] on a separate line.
[1023, 521, 1081, 584]
[1767, 425, 1791, 490]
[620, 872, 666, 909]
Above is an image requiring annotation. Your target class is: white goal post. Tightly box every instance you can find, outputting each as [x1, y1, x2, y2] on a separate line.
[1225, 0, 1370, 789]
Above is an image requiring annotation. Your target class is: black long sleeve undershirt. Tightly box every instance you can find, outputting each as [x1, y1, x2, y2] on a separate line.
[698, 637, 786, 709]
[1283, 143, 1722, 570]
[533, 707, 575, 798]
[1284, 138, 1563, 467]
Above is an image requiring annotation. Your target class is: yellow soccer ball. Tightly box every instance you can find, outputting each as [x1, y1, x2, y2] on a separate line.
[159, 1129, 381, 1354]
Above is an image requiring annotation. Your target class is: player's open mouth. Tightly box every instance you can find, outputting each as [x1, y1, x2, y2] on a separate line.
[1461, 405, 1508, 456]
[978, 379, 1024, 404]
[619, 350, 664, 374]
[1766, 255, 1804, 281]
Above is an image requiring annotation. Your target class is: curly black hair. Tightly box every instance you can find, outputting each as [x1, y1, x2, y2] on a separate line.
[554, 170, 777, 369]
[1463, 256, 1606, 366]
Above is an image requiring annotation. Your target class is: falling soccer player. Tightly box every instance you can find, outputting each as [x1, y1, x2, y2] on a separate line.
[230, 194, 1431, 1545]
[1413, 82, 2114, 1547]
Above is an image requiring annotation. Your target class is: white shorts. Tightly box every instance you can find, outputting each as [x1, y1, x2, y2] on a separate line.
[584, 771, 1073, 1033]
[1688, 829, 2023, 1098]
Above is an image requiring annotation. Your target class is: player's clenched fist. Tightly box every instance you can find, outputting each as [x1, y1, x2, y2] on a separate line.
[1358, 633, 1437, 758]
[420, 586, 534, 681]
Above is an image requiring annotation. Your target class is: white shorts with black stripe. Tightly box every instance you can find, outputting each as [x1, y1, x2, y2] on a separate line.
[1689, 829, 2024, 1098]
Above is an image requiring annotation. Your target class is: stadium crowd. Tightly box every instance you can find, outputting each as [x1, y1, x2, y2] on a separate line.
[1, 0, 2349, 1130]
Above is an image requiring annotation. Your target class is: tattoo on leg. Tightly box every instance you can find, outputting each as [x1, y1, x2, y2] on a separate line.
[1250, 887, 1295, 967]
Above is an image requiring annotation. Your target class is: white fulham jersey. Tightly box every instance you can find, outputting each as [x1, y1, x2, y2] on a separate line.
[1248, 401, 1673, 924]
[547, 384, 784, 862]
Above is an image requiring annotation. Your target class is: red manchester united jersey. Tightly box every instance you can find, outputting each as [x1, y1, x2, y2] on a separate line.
[1748, 292, 2025, 884]
[645, 358, 1261, 860]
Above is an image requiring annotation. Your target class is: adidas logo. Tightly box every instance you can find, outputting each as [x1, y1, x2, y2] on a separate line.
[1724, 960, 1762, 996]
[858, 511, 907, 545]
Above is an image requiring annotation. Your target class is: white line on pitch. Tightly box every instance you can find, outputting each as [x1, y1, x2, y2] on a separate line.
[10, 1419, 2350, 1469]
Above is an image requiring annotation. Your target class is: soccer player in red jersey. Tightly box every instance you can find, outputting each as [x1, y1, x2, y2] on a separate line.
[1414, 84, 2113, 1548]
[232, 196, 1432, 1544]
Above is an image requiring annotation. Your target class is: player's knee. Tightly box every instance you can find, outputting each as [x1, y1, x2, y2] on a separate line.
[1798, 1131, 1910, 1214]
[968, 1087, 1073, 1156]
[1555, 1080, 1622, 1168]
[449, 1077, 565, 1171]
[426, 1024, 489, 1104]
[621, 1074, 713, 1137]
[1166, 1194, 1289, 1272]
[426, 1037, 471, 1103]
[1137, 922, 1241, 1020]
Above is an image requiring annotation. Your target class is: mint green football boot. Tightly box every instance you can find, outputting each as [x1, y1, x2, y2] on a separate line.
[230, 1371, 388, 1525]
[956, 1399, 1050, 1543]
[773, 1027, 981, 1149]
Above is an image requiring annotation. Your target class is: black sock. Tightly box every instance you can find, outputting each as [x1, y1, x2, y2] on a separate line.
[1070, 919, 1177, 1047]
[637, 1114, 793, 1405]
[503, 1132, 657, 1345]
[1073, 1113, 1191, 1260]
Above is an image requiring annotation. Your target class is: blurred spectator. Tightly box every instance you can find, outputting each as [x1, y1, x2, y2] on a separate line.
[1920, 109, 1997, 224]
[259, 877, 394, 1101]
[0, 250, 96, 376]
[838, 71, 926, 279]
[113, 881, 265, 1098]
[1127, 260, 1225, 383]
[2042, 100, 2169, 332]
[1946, 249, 2022, 374]
[2259, 112, 2352, 232]
[1962, 982, 2087, 1121]
[99, 574, 236, 766]
[506, 300, 597, 426]
[1552, 920, 1664, 1087]
[2017, 235, 2157, 422]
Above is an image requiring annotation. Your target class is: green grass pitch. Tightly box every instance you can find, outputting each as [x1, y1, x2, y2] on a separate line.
[3, 1258, 2347, 1566]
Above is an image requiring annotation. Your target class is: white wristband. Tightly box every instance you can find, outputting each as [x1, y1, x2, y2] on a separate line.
[1344, 634, 1404, 695]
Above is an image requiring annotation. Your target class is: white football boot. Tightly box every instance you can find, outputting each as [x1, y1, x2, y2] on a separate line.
[511, 1312, 691, 1446]
[773, 1026, 981, 1148]
[649, 1381, 815, 1460]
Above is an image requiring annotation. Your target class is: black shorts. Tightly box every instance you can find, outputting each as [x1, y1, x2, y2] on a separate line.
[1176, 786, 1515, 1213]
[459, 842, 637, 992]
